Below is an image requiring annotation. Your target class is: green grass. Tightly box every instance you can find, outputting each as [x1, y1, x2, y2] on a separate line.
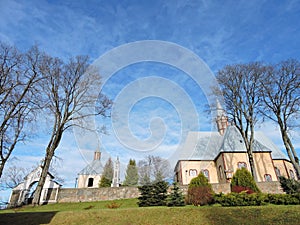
[0, 199, 300, 225]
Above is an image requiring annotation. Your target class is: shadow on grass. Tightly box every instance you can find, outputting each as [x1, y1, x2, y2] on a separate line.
[0, 211, 58, 225]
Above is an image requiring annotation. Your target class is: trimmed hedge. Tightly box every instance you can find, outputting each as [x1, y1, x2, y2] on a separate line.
[214, 192, 300, 206]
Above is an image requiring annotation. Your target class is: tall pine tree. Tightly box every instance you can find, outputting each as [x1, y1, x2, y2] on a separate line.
[123, 159, 138, 186]
[99, 157, 114, 187]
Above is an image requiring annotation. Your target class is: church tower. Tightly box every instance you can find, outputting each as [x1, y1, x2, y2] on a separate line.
[94, 149, 101, 160]
[111, 157, 120, 187]
[215, 99, 229, 135]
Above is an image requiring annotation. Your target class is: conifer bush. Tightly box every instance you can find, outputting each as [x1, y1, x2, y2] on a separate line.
[138, 181, 168, 207]
[231, 168, 260, 193]
[167, 182, 185, 207]
[187, 173, 214, 206]
[279, 176, 300, 194]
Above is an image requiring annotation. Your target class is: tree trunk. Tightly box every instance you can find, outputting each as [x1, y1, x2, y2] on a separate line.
[32, 149, 54, 205]
[0, 158, 6, 178]
[280, 129, 300, 179]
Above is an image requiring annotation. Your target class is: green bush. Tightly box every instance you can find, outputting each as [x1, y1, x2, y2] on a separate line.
[138, 181, 168, 207]
[187, 173, 214, 206]
[279, 176, 300, 194]
[231, 168, 260, 193]
[214, 192, 300, 206]
[167, 182, 185, 207]
[266, 193, 300, 205]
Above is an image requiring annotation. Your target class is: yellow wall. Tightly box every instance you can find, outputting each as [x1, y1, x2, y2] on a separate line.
[273, 159, 298, 180]
[175, 160, 217, 185]
[253, 152, 277, 182]
[215, 154, 226, 184]
[175, 153, 295, 186]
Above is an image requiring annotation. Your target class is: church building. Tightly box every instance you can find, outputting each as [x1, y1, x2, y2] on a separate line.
[174, 101, 297, 185]
[77, 150, 103, 188]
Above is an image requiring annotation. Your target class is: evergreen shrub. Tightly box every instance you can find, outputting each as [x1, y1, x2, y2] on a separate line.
[279, 176, 300, 194]
[167, 182, 185, 207]
[138, 181, 168, 207]
[231, 168, 260, 193]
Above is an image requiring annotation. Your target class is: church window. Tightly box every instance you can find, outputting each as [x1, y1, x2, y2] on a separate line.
[189, 169, 197, 177]
[289, 170, 295, 179]
[238, 162, 247, 169]
[264, 174, 272, 182]
[88, 178, 94, 187]
[274, 167, 281, 177]
[219, 166, 224, 179]
[202, 169, 210, 181]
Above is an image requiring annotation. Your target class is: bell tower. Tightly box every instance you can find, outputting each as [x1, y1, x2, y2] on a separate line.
[215, 99, 229, 135]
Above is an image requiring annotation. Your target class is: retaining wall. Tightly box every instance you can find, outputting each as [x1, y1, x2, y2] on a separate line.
[57, 181, 283, 203]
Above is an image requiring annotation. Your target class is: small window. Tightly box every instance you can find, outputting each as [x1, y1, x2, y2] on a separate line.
[274, 167, 281, 177]
[290, 170, 295, 179]
[189, 169, 197, 177]
[264, 174, 272, 182]
[238, 162, 247, 169]
[219, 166, 224, 179]
[88, 177, 94, 187]
[202, 169, 210, 181]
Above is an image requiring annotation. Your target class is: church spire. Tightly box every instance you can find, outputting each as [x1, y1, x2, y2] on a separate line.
[215, 99, 228, 135]
[94, 141, 101, 160]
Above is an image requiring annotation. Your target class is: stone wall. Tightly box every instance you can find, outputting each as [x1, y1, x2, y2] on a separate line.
[257, 181, 284, 194]
[57, 182, 282, 203]
[58, 186, 140, 203]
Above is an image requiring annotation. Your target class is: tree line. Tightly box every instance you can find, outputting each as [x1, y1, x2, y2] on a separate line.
[0, 42, 112, 205]
[214, 60, 300, 180]
[99, 156, 172, 187]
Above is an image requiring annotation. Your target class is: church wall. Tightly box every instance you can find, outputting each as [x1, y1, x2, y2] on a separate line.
[216, 152, 250, 184]
[273, 159, 298, 180]
[215, 153, 227, 184]
[77, 174, 101, 188]
[222, 152, 249, 173]
[175, 160, 217, 185]
[253, 152, 277, 182]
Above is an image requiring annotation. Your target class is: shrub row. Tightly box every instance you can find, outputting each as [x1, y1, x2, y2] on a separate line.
[214, 192, 300, 206]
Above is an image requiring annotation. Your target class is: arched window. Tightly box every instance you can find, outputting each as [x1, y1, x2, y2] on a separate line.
[88, 177, 94, 187]
[238, 162, 247, 169]
[264, 174, 272, 182]
[189, 169, 197, 177]
[219, 166, 224, 179]
[289, 170, 295, 179]
[202, 169, 210, 181]
[274, 167, 281, 177]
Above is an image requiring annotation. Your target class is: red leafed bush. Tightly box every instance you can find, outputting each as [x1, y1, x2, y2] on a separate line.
[231, 185, 254, 194]
[187, 186, 214, 206]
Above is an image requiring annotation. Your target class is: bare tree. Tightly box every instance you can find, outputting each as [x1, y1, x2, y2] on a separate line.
[0, 43, 43, 178]
[138, 155, 171, 184]
[33, 55, 111, 205]
[260, 59, 300, 178]
[214, 63, 268, 181]
[0, 162, 29, 189]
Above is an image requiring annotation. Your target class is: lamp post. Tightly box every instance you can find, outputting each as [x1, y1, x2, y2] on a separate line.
[225, 169, 233, 181]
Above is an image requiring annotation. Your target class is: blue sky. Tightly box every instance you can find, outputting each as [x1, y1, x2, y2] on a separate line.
[1, 0, 300, 202]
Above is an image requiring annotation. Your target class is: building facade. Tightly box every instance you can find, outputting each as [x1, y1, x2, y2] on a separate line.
[77, 150, 103, 188]
[174, 103, 297, 185]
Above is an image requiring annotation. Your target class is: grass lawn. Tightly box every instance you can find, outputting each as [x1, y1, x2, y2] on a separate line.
[0, 199, 299, 225]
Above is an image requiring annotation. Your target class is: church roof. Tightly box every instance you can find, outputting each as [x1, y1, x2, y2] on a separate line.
[178, 125, 289, 161]
[78, 160, 103, 175]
